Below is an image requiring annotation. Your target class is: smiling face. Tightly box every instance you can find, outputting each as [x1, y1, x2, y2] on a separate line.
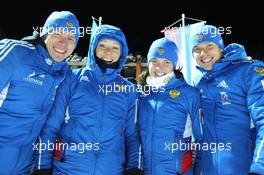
[44, 30, 76, 62]
[149, 58, 174, 78]
[193, 42, 223, 70]
[95, 39, 121, 64]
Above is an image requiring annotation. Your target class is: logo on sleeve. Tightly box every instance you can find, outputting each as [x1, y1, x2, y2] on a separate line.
[255, 67, 264, 76]
[220, 91, 231, 105]
[169, 90, 180, 98]
[23, 71, 44, 86]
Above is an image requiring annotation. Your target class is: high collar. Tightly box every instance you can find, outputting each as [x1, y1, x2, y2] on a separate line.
[95, 55, 119, 74]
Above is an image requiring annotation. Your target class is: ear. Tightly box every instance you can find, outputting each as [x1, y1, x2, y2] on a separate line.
[42, 35, 48, 42]
[220, 48, 224, 57]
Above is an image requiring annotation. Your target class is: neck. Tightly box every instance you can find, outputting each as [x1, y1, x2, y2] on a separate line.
[95, 56, 119, 73]
[146, 72, 175, 88]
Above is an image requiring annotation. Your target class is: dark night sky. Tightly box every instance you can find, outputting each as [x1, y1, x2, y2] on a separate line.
[0, 1, 263, 60]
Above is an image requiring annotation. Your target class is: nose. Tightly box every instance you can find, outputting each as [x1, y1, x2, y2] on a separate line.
[105, 48, 112, 54]
[58, 38, 67, 48]
[200, 50, 205, 56]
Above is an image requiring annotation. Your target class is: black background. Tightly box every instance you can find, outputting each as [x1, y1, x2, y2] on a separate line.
[0, 0, 263, 60]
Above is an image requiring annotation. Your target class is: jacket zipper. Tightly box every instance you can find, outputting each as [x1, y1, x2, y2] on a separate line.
[93, 83, 105, 175]
[206, 75, 218, 174]
[151, 95, 158, 174]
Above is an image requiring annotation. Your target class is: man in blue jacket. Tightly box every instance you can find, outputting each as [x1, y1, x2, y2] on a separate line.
[192, 25, 264, 175]
[0, 11, 80, 174]
[33, 24, 142, 175]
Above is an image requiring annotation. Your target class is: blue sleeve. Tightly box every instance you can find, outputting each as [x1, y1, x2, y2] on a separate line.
[246, 61, 264, 174]
[0, 39, 16, 91]
[124, 92, 141, 170]
[34, 71, 78, 170]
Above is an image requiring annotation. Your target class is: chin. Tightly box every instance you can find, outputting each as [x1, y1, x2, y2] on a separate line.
[204, 66, 212, 70]
[53, 57, 65, 62]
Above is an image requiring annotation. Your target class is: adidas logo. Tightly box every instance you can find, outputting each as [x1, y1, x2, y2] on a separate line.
[217, 80, 229, 88]
[45, 58, 52, 65]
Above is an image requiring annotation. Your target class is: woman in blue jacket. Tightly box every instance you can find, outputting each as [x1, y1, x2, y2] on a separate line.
[138, 37, 203, 175]
[33, 24, 142, 175]
[0, 11, 79, 175]
[192, 25, 264, 175]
